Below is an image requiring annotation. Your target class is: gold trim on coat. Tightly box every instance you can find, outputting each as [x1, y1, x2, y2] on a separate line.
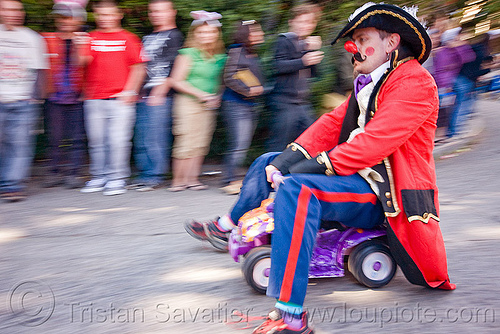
[318, 151, 336, 176]
[383, 157, 401, 217]
[287, 142, 312, 160]
[408, 213, 440, 224]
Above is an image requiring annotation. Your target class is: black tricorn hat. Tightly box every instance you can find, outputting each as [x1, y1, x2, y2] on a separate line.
[331, 3, 431, 64]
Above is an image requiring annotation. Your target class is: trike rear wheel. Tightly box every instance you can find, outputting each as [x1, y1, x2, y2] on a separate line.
[348, 239, 396, 288]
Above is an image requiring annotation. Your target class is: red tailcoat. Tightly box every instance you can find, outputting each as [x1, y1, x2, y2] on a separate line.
[295, 59, 455, 290]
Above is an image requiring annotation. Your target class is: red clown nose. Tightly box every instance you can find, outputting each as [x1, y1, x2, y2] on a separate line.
[344, 40, 366, 62]
[344, 41, 358, 54]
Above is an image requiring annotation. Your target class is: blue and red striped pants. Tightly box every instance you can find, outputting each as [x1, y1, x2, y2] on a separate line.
[229, 153, 384, 305]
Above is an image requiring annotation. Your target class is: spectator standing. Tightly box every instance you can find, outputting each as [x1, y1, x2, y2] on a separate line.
[168, 10, 226, 192]
[448, 33, 492, 138]
[220, 20, 265, 195]
[0, 0, 49, 202]
[41, 1, 88, 189]
[267, 3, 324, 152]
[440, 29, 475, 139]
[433, 28, 475, 137]
[76, 0, 145, 196]
[433, 28, 471, 93]
[131, 0, 183, 192]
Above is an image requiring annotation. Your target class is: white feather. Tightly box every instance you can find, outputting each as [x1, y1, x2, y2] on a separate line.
[402, 5, 419, 19]
[348, 2, 378, 22]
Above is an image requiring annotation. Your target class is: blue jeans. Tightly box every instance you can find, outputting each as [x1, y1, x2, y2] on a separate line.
[229, 152, 277, 223]
[0, 101, 37, 193]
[448, 75, 475, 137]
[45, 101, 86, 176]
[222, 99, 258, 184]
[133, 98, 172, 184]
[84, 99, 136, 181]
[267, 100, 315, 152]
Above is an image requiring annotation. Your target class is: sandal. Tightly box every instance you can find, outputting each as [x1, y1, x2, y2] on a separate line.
[186, 183, 209, 191]
[167, 184, 187, 192]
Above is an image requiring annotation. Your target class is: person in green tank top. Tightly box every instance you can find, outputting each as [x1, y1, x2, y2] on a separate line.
[169, 10, 226, 191]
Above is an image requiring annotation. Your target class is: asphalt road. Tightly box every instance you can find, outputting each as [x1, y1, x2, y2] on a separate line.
[0, 98, 499, 334]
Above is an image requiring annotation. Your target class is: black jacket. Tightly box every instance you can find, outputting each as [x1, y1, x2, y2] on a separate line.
[271, 33, 319, 104]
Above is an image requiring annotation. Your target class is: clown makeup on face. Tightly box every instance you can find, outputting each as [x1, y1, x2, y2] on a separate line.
[350, 27, 400, 75]
[365, 47, 375, 56]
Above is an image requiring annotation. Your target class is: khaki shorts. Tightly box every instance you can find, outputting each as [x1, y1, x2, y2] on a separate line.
[172, 94, 216, 159]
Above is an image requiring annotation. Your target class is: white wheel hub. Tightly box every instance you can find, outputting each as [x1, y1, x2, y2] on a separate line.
[361, 252, 392, 281]
[252, 258, 271, 288]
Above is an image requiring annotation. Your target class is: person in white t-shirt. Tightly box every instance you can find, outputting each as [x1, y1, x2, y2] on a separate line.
[0, 0, 49, 202]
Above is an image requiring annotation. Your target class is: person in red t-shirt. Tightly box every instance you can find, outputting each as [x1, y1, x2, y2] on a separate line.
[75, 0, 146, 196]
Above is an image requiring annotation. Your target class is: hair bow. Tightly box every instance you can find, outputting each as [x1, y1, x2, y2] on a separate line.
[190, 10, 223, 27]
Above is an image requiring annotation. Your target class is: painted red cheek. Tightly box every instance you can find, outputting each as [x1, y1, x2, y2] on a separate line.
[365, 47, 375, 56]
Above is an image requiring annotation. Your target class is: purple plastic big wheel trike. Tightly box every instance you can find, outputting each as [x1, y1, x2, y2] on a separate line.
[228, 199, 397, 294]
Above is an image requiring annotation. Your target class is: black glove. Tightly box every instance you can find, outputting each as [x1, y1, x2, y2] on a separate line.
[288, 151, 336, 176]
[270, 143, 311, 175]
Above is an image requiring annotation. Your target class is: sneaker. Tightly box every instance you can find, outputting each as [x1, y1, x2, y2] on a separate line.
[204, 221, 230, 251]
[184, 218, 217, 241]
[102, 180, 127, 196]
[126, 181, 146, 190]
[220, 180, 243, 195]
[80, 178, 107, 193]
[0, 191, 27, 203]
[136, 182, 161, 192]
[253, 309, 313, 334]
